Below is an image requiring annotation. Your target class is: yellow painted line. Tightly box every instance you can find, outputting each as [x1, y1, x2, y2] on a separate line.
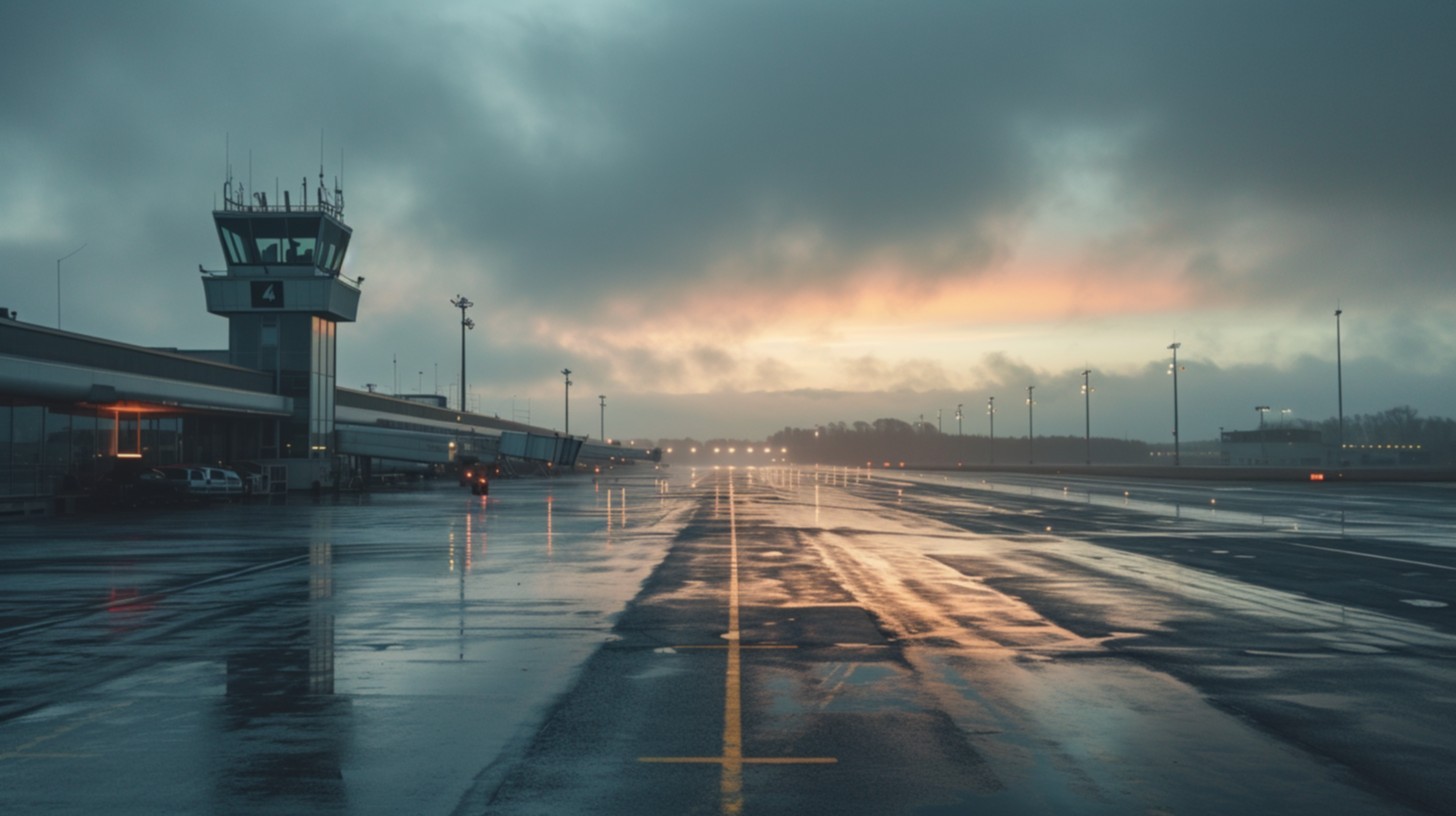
[640, 756, 838, 765]
[671, 644, 798, 651]
[0, 701, 132, 762]
[722, 477, 743, 814]
[639, 475, 837, 812]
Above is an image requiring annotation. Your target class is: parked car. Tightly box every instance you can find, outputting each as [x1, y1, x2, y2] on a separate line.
[157, 465, 245, 498]
[92, 466, 186, 508]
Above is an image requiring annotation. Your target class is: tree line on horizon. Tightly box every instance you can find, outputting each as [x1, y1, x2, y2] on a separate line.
[654, 406, 1456, 467]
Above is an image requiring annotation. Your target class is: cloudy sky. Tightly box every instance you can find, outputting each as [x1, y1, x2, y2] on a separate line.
[4, 1, 1453, 443]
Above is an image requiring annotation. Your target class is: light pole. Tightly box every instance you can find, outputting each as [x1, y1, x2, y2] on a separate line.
[1256, 405, 1271, 464]
[598, 394, 606, 440]
[987, 396, 996, 465]
[450, 296, 475, 412]
[1026, 386, 1035, 465]
[1335, 307, 1345, 462]
[937, 408, 942, 434]
[956, 403, 963, 436]
[57, 242, 87, 330]
[1168, 342, 1183, 466]
[561, 368, 573, 435]
[1081, 369, 1093, 465]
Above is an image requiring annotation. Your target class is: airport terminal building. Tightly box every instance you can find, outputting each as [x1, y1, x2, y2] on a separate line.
[1, 174, 652, 516]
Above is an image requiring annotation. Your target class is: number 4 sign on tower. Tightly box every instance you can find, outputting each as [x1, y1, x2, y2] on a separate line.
[250, 280, 284, 308]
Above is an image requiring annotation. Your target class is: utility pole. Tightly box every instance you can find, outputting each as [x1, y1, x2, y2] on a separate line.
[599, 394, 606, 440]
[56, 242, 87, 330]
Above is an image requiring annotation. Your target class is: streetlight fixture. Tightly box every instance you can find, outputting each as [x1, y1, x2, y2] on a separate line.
[987, 396, 996, 465]
[1081, 369, 1093, 466]
[955, 403, 963, 436]
[1167, 342, 1183, 466]
[1026, 385, 1035, 465]
[561, 368, 573, 435]
[598, 394, 606, 440]
[56, 242, 87, 330]
[450, 295, 475, 412]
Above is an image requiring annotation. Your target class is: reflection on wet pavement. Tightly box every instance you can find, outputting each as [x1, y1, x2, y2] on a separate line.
[3, 467, 1453, 814]
[0, 474, 688, 815]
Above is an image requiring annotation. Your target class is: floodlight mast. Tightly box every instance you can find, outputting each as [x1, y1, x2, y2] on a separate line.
[1168, 342, 1183, 466]
[1335, 307, 1345, 462]
[451, 295, 475, 412]
[1082, 369, 1093, 465]
[561, 369, 573, 435]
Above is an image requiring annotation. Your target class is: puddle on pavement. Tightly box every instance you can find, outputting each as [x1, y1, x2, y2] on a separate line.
[762, 661, 921, 717]
[1243, 649, 1337, 660]
[1321, 641, 1387, 654]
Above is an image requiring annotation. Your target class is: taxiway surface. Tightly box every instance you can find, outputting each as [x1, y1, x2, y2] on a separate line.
[2, 467, 1453, 814]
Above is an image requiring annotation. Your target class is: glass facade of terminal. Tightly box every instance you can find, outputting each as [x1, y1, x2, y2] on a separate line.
[0, 401, 262, 498]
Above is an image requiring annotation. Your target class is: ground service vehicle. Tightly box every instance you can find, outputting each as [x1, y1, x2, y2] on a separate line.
[157, 466, 245, 497]
[464, 465, 490, 495]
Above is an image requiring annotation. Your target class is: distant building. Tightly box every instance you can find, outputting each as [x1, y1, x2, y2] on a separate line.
[1220, 428, 1325, 466]
[1337, 443, 1427, 466]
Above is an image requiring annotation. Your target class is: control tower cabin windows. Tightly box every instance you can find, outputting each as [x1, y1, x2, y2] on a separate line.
[215, 214, 350, 274]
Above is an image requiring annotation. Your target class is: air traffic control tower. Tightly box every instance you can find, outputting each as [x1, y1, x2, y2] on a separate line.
[201, 171, 358, 460]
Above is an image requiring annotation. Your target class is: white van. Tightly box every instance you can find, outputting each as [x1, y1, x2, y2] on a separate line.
[158, 466, 245, 497]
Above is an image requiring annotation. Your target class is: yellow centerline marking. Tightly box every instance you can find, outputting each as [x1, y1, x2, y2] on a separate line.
[640, 756, 839, 765]
[0, 701, 132, 762]
[638, 476, 837, 815]
[671, 644, 798, 650]
[722, 478, 743, 813]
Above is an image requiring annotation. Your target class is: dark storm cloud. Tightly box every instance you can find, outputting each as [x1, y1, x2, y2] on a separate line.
[8, 1, 1453, 305]
[411, 0, 1456, 317]
[4, 1, 1454, 437]
[411, 3, 1040, 310]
